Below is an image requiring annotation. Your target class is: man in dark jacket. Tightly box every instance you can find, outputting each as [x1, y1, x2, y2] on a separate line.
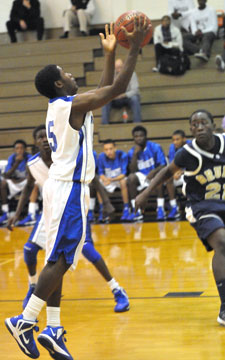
[6, 0, 44, 43]
[60, 0, 95, 38]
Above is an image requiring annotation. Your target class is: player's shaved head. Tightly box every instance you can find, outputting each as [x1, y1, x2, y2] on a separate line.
[35, 64, 61, 99]
[190, 109, 214, 124]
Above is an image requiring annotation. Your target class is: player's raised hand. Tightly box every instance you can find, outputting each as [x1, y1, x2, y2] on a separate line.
[7, 215, 19, 231]
[122, 15, 151, 48]
[99, 23, 117, 53]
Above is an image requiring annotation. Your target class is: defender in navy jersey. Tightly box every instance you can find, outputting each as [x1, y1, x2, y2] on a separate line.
[5, 19, 150, 360]
[135, 109, 225, 327]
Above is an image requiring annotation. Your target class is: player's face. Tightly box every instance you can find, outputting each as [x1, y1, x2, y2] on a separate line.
[103, 143, 116, 159]
[35, 129, 51, 154]
[172, 135, 185, 149]
[190, 112, 214, 144]
[15, 143, 25, 156]
[133, 131, 146, 147]
[58, 67, 78, 95]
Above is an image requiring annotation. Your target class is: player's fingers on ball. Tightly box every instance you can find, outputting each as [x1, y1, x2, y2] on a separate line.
[110, 22, 114, 34]
[134, 15, 138, 29]
[105, 24, 109, 37]
[121, 26, 129, 36]
[143, 16, 147, 29]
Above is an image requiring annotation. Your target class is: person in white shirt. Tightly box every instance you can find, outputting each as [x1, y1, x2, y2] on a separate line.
[153, 15, 183, 72]
[168, 0, 195, 32]
[183, 0, 218, 62]
[215, 4, 225, 71]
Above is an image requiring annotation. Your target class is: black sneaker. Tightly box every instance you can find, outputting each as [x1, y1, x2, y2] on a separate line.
[217, 310, 225, 326]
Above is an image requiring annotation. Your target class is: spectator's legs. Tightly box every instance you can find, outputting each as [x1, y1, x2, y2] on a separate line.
[6, 20, 19, 43]
[35, 17, 44, 40]
[166, 179, 179, 219]
[62, 9, 78, 34]
[127, 94, 142, 123]
[119, 178, 129, 204]
[183, 33, 199, 55]
[0, 179, 9, 223]
[154, 43, 168, 66]
[101, 102, 112, 124]
[77, 9, 91, 34]
[200, 32, 216, 57]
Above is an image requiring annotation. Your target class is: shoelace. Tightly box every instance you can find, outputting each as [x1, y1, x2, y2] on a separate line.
[62, 330, 67, 342]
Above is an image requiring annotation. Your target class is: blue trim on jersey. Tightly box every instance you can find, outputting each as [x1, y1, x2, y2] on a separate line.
[84, 219, 93, 244]
[48, 182, 84, 265]
[49, 96, 75, 104]
[72, 129, 84, 181]
[27, 152, 41, 167]
[28, 213, 42, 243]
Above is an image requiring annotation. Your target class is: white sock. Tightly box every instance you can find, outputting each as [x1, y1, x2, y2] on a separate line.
[157, 198, 165, 208]
[2, 204, 9, 213]
[23, 294, 45, 321]
[108, 278, 120, 292]
[170, 199, 177, 207]
[131, 199, 135, 209]
[89, 198, 96, 210]
[29, 274, 38, 285]
[46, 306, 61, 327]
[28, 202, 36, 218]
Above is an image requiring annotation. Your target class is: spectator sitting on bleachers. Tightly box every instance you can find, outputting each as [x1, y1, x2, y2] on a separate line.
[97, 140, 130, 222]
[101, 58, 142, 124]
[6, 0, 44, 43]
[0, 139, 32, 225]
[60, 0, 95, 38]
[168, 0, 195, 32]
[127, 126, 179, 222]
[168, 129, 191, 187]
[152, 15, 183, 72]
[183, 0, 218, 62]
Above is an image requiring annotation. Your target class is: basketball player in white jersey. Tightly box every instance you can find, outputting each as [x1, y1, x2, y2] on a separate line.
[7, 124, 129, 313]
[5, 18, 150, 360]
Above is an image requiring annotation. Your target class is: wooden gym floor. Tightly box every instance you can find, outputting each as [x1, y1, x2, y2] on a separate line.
[0, 221, 224, 360]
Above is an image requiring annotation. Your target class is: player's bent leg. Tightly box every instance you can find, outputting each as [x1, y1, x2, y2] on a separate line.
[5, 314, 39, 359]
[23, 242, 42, 309]
[207, 227, 225, 326]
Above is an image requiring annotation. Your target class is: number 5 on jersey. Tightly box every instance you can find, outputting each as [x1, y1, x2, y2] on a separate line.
[48, 120, 57, 152]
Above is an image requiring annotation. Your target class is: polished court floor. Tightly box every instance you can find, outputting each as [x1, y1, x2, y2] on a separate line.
[0, 220, 224, 360]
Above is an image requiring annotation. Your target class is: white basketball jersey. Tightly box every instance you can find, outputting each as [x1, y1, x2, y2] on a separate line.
[46, 96, 95, 183]
[27, 153, 49, 188]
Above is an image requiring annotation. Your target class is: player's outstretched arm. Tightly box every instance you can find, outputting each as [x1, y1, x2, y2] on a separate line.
[7, 167, 35, 231]
[98, 23, 117, 88]
[135, 161, 180, 212]
[69, 15, 150, 131]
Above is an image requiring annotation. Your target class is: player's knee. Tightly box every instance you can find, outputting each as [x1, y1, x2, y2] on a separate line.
[82, 242, 101, 263]
[24, 242, 40, 266]
[127, 173, 138, 186]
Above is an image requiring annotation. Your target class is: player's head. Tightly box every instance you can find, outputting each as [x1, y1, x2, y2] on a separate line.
[35, 64, 78, 99]
[115, 59, 124, 73]
[103, 139, 116, 159]
[189, 109, 215, 144]
[198, 0, 207, 10]
[13, 139, 27, 155]
[132, 126, 147, 147]
[172, 130, 187, 149]
[161, 15, 171, 28]
[33, 125, 50, 155]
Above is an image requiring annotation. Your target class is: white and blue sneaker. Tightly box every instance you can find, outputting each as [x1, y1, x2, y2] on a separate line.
[5, 314, 39, 358]
[23, 284, 36, 309]
[120, 207, 130, 222]
[127, 209, 143, 222]
[156, 207, 166, 221]
[167, 205, 180, 220]
[38, 326, 73, 360]
[113, 288, 130, 313]
[0, 211, 8, 225]
[18, 214, 36, 226]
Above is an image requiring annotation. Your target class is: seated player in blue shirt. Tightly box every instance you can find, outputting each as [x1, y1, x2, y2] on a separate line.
[98, 139, 130, 221]
[88, 150, 115, 223]
[168, 129, 191, 187]
[127, 125, 179, 221]
[0, 139, 32, 225]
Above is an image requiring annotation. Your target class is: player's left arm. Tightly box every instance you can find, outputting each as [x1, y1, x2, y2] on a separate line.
[135, 161, 180, 211]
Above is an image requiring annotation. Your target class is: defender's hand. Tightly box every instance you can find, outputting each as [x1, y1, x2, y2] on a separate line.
[99, 23, 117, 53]
[7, 216, 19, 231]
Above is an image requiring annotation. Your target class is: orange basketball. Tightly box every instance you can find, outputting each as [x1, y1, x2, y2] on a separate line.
[114, 10, 152, 49]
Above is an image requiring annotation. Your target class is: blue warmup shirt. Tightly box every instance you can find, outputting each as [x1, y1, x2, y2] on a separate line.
[168, 140, 192, 163]
[98, 150, 128, 178]
[5, 152, 32, 179]
[127, 141, 166, 175]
